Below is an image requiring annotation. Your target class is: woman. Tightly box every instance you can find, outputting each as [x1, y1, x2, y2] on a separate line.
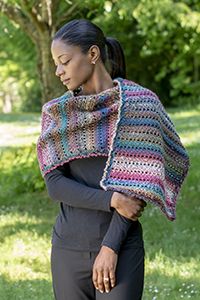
[37, 19, 189, 300]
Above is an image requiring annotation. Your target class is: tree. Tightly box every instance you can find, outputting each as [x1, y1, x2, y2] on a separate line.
[0, 14, 41, 112]
[1, 0, 200, 108]
[0, 0, 105, 103]
[133, 0, 200, 105]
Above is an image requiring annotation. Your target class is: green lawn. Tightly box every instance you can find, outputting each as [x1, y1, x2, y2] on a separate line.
[0, 109, 199, 300]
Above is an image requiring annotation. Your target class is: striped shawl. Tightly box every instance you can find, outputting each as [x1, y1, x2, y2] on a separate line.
[37, 78, 189, 220]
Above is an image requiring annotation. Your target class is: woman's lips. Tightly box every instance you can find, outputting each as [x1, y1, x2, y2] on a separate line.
[62, 79, 70, 85]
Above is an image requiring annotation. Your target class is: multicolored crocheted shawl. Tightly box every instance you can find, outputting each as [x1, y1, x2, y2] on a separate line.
[37, 78, 189, 221]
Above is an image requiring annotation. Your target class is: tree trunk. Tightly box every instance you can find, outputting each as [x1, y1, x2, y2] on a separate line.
[3, 93, 12, 113]
[0, 0, 66, 105]
[0, 0, 99, 104]
[36, 29, 65, 103]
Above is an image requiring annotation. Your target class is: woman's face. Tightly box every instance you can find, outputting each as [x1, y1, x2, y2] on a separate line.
[51, 39, 95, 91]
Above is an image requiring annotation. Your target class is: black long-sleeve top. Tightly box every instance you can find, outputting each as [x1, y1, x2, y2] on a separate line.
[44, 156, 143, 253]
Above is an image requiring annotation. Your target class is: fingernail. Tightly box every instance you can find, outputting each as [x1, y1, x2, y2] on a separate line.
[106, 290, 109, 293]
[96, 287, 99, 290]
[100, 290, 104, 293]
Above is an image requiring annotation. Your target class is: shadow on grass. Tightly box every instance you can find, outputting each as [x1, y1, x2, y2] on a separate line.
[0, 113, 40, 124]
[0, 274, 53, 300]
[0, 192, 58, 241]
[0, 144, 37, 154]
[0, 219, 54, 244]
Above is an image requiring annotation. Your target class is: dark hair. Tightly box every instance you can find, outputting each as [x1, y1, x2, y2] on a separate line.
[53, 19, 126, 79]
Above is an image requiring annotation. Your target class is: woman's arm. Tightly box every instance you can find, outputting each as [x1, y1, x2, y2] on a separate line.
[45, 165, 146, 216]
[100, 191, 146, 253]
[45, 164, 144, 252]
[44, 166, 114, 212]
[92, 213, 135, 293]
[101, 210, 133, 253]
[92, 195, 146, 293]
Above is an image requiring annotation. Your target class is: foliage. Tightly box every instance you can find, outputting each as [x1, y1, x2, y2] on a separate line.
[133, 0, 200, 105]
[0, 0, 200, 109]
[0, 15, 41, 112]
[0, 0, 107, 108]
[0, 146, 45, 197]
[95, 0, 200, 106]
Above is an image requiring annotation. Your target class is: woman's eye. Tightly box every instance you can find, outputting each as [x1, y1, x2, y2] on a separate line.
[61, 60, 70, 65]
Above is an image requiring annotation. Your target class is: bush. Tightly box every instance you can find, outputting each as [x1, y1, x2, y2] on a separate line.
[0, 144, 45, 200]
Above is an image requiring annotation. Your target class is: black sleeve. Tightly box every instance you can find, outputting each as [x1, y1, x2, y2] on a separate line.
[44, 166, 114, 212]
[101, 211, 133, 254]
[45, 165, 132, 253]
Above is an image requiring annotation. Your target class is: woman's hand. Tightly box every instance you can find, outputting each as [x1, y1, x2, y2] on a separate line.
[111, 192, 146, 221]
[92, 245, 118, 293]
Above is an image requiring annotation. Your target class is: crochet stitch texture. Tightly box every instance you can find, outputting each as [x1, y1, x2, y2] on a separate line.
[37, 78, 189, 220]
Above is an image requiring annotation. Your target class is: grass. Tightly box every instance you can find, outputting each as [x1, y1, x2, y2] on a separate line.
[0, 109, 200, 299]
[0, 192, 56, 300]
[0, 113, 40, 148]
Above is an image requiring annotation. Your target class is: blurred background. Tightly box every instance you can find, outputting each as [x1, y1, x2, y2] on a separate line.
[0, 1, 199, 299]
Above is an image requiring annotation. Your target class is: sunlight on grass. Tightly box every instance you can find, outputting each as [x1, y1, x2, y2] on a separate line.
[0, 113, 41, 147]
[181, 133, 200, 146]
[146, 254, 200, 279]
[0, 212, 51, 281]
[0, 203, 54, 299]
[144, 256, 200, 299]
[168, 109, 200, 146]
[0, 123, 40, 147]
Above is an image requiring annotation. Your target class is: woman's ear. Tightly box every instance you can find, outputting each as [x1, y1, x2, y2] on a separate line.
[88, 45, 100, 65]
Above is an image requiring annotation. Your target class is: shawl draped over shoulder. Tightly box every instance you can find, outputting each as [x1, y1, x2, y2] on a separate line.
[37, 78, 189, 220]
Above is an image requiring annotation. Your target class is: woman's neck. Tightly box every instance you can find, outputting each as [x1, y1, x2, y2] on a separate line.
[81, 63, 114, 95]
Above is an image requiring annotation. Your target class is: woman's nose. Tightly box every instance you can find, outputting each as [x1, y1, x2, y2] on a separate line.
[55, 65, 65, 77]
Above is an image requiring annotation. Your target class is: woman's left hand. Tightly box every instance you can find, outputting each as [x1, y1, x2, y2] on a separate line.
[92, 245, 118, 293]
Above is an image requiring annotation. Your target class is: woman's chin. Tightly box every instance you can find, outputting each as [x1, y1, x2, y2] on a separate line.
[65, 82, 75, 91]
[68, 85, 82, 94]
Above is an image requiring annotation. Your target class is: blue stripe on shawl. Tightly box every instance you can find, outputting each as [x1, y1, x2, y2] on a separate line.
[116, 140, 164, 155]
[107, 179, 165, 200]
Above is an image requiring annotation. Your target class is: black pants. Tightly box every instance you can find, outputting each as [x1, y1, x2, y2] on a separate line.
[51, 243, 144, 300]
